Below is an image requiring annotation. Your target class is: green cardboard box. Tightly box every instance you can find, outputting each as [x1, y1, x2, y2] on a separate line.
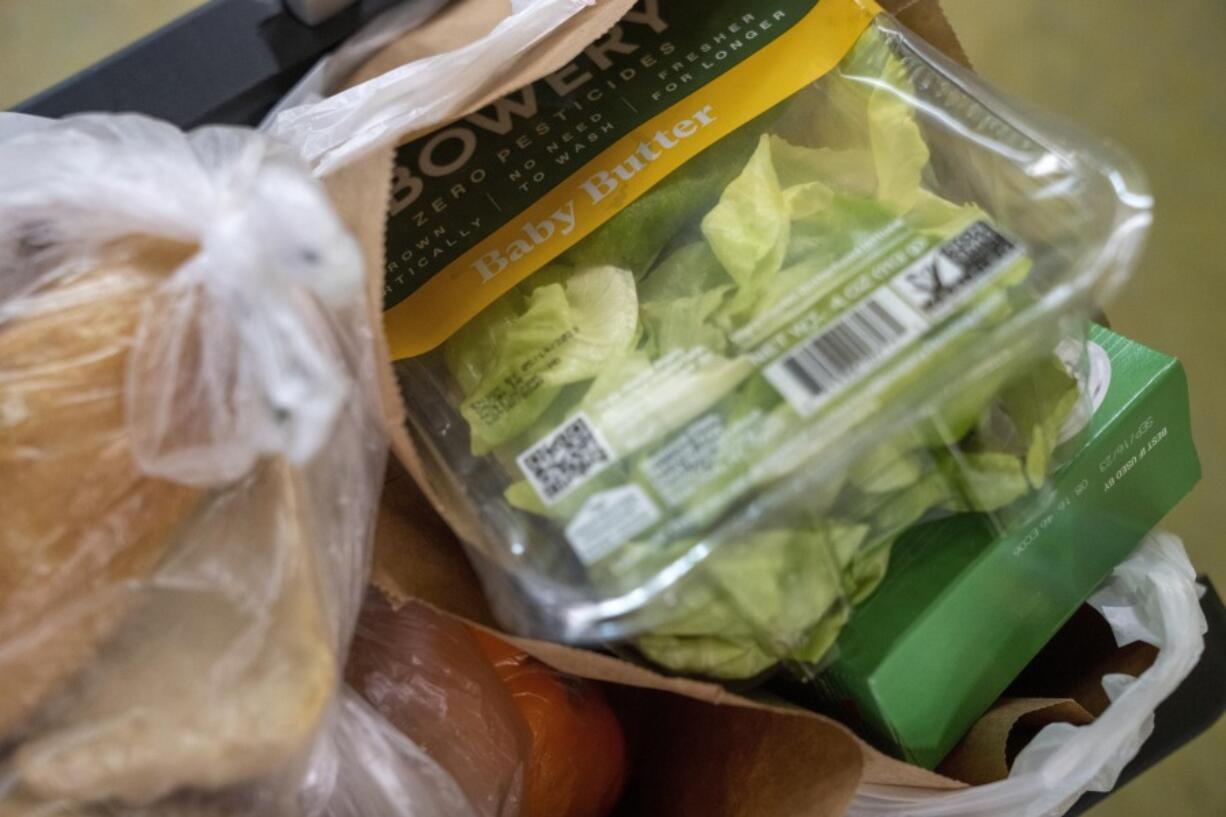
[810, 324, 1200, 768]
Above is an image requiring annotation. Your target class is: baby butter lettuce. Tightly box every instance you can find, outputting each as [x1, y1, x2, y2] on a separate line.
[563, 116, 770, 275]
[433, 23, 1088, 683]
[637, 242, 736, 354]
[770, 137, 876, 198]
[633, 525, 858, 679]
[864, 41, 928, 212]
[847, 441, 928, 495]
[771, 26, 930, 211]
[641, 290, 731, 357]
[447, 265, 638, 453]
[702, 135, 790, 289]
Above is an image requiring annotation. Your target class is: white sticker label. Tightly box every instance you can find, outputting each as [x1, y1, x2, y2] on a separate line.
[765, 287, 927, 417]
[564, 484, 661, 565]
[891, 220, 1024, 318]
[640, 412, 724, 506]
[766, 220, 1025, 418]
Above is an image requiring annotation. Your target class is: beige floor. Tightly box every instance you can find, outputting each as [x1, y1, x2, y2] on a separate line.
[0, 0, 206, 107]
[1, 0, 1223, 814]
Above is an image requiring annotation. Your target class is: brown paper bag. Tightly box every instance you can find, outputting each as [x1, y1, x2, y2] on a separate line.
[938, 603, 1161, 785]
[320, 2, 977, 812]
[374, 459, 961, 817]
[939, 698, 1095, 786]
[373, 465, 1162, 806]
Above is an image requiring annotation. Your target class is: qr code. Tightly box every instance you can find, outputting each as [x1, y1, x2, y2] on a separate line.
[517, 413, 614, 504]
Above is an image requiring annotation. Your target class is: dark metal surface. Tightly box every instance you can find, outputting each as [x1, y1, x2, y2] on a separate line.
[13, 0, 404, 128]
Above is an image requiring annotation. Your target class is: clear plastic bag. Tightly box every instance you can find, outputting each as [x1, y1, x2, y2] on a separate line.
[262, 0, 451, 128]
[345, 597, 628, 817]
[0, 113, 469, 816]
[848, 530, 1207, 817]
[265, 0, 602, 175]
[378, 8, 1151, 683]
[345, 596, 532, 817]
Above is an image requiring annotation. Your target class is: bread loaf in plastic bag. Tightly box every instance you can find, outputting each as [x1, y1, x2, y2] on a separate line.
[0, 113, 475, 817]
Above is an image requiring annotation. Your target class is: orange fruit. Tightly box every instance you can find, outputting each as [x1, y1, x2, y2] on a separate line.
[469, 628, 627, 817]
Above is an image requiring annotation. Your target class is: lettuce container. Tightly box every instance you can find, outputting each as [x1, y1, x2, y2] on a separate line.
[388, 3, 1150, 682]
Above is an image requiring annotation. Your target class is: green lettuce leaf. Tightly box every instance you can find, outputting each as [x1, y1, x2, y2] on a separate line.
[702, 134, 790, 288]
[722, 193, 900, 328]
[847, 442, 927, 494]
[634, 526, 851, 679]
[904, 190, 984, 234]
[865, 43, 929, 212]
[845, 540, 893, 605]
[455, 265, 638, 452]
[642, 287, 731, 356]
[1025, 428, 1052, 490]
[584, 350, 755, 454]
[868, 470, 955, 535]
[639, 240, 731, 301]
[791, 606, 853, 665]
[564, 116, 770, 275]
[769, 27, 929, 212]
[543, 265, 640, 383]
[943, 451, 1031, 513]
[639, 240, 734, 355]
[504, 480, 548, 516]
[444, 291, 523, 396]
[998, 355, 1082, 448]
[770, 136, 877, 196]
[783, 181, 836, 221]
[436, 19, 1085, 685]
[968, 353, 1081, 488]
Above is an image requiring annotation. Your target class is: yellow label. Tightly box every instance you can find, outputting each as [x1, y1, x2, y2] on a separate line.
[385, 0, 881, 359]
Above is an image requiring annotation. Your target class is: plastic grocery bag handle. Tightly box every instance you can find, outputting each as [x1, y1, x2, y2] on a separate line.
[847, 530, 1207, 817]
[262, 0, 451, 126]
[264, 0, 597, 175]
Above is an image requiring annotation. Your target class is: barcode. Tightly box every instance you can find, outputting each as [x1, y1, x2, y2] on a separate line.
[894, 221, 1021, 315]
[766, 290, 924, 416]
[517, 413, 614, 503]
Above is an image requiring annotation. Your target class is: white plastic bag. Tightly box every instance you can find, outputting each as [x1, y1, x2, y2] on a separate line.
[264, 0, 598, 174]
[305, 689, 478, 817]
[0, 112, 475, 817]
[263, 0, 451, 125]
[847, 530, 1207, 817]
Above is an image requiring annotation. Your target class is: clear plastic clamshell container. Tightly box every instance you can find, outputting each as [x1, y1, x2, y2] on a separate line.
[395, 13, 1151, 682]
